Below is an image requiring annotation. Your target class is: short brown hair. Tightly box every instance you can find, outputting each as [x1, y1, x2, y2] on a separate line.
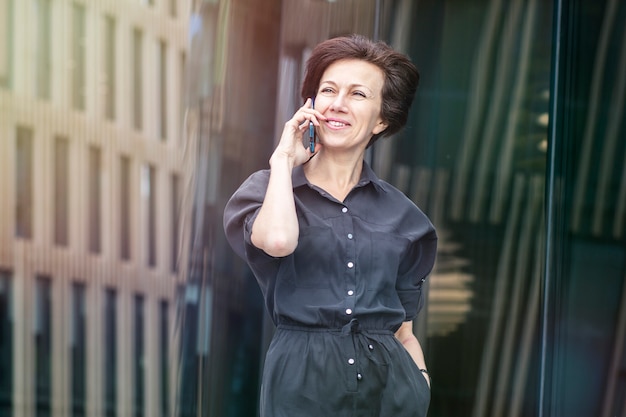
[301, 34, 419, 147]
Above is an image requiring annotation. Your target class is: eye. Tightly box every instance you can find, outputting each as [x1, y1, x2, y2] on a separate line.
[352, 90, 367, 98]
[319, 87, 335, 94]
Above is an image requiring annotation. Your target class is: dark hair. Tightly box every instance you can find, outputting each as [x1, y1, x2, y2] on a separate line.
[301, 34, 419, 147]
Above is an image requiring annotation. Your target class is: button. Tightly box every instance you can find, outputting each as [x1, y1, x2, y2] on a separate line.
[345, 308, 353, 315]
[342, 207, 348, 213]
[347, 233, 353, 239]
[348, 358, 355, 365]
[368, 344, 374, 350]
[357, 373, 362, 380]
[347, 262, 354, 268]
[347, 290, 354, 296]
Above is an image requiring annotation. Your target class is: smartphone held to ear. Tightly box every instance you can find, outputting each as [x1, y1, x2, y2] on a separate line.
[309, 121, 315, 152]
[309, 97, 316, 152]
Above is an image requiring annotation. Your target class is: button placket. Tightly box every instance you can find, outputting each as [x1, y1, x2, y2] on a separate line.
[342, 205, 356, 319]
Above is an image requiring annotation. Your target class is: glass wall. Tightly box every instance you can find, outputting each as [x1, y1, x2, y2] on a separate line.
[544, 1, 626, 416]
[180, 0, 625, 416]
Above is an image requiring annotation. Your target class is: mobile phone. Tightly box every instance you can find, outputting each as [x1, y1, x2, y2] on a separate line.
[309, 98, 316, 152]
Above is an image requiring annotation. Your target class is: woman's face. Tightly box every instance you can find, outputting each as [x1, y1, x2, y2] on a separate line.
[314, 59, 388, 151]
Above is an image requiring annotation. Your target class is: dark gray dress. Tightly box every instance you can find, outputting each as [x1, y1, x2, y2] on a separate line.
[224, 162, 437, 417]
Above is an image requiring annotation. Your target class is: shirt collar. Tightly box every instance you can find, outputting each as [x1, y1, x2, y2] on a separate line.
[292, 160, 387, 193]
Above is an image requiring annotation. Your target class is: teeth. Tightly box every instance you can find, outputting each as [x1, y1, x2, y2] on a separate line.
[328, 120, 346, 127]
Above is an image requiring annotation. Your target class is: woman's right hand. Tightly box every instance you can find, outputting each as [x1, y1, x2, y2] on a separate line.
[271, 98, 325, 168]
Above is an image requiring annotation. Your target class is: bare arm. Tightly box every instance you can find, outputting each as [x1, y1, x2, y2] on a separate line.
[251, 98, 324, 257]
[395, 320, 431, 388]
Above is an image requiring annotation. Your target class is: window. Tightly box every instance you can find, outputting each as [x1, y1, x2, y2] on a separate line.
[34, 275, 52, 417]
[71, 2, 86, 110]
[88, 146, 102, 253]
[169, 0, 177, 18]
[71, 282, 86, 417]
[133, 295, 145, 417]
[158, 39, 168, 140]
[120, 156, 131, 260]
[159, 300, 169, 417]
[143, 164, 157, 267]
[103, 288, 117, 417]
[179, 50, 187, 127]
[54, 136, 70, 246]
[104, 15, 116, 120]
[0, 271, 13, 416]
[0, 0, 13, 88]
[15, 127, 34, 239]
[170, 173, 181, 273]
[132, 28, 143, 130]
[35, 0, 52, 99]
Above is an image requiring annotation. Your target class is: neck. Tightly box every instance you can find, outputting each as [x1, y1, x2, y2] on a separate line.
[304, 150, 365, 201]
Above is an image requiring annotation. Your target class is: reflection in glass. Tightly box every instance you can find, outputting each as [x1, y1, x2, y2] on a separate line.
[15, 126, 34, 239]
[0, 0, 13, 88]
[54, 136, 70, 246]
[103, 288, 117, 417]
[133, 294, 145, 417]
[35, 0, 52, 100]
[0, 270, 12, 416]
[133, 27, 144, 130]
[89, 146, 102, 254]
[72, 2, 86, 110]
[71, 282, 87, 417]
[34, 276, 52, 417]
[104, 14, 117, 120]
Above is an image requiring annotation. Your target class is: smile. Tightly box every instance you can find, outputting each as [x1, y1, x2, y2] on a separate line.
[327, 120, 349, 128]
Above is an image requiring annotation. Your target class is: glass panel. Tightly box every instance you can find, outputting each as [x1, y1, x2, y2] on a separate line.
[15, 126, 34, 239]
[89, 146, 102, 253]
[159, 300, 169, 417]
[104, 15, 116, 120]
[120, 156, 131, 261]
[170, 173, 181, 273]
[54, 136, 70, 246]
[158, 39, 168, 140]
[35, 0, 52, 99]
[103, 288, 117, 417]
[0, 270, 12, 416]
[132, 27, 144, 130]
[133, 294, 144, 417]
[71, 282, 87, 417]
[34, 276, 52, 417]
[142, 164, 157, 267]
[544, 1, 626, 416]
[405, 2, 553, 416]
[0, 0, 13, 88]
[72, 2, 86, 110]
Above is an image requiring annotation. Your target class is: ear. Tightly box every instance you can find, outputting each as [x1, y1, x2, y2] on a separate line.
[372, 119, 388, 135]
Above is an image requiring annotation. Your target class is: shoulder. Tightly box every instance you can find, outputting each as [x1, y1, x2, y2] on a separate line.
[374, 179, 436, 238]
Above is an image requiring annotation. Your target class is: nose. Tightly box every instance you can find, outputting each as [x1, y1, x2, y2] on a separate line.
[329, 92, 347, 112]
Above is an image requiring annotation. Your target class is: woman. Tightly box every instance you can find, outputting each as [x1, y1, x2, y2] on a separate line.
[224, 35, 437, 417]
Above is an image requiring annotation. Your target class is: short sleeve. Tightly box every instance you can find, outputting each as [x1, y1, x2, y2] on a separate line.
[223, 170, 275, 264]
[396, 228, 437, 321]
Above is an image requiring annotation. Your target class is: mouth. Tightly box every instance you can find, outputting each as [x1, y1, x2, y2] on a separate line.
[326, 119, 350, 128]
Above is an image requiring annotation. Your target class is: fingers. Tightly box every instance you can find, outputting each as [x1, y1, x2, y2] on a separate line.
[293, 98, 325, 128]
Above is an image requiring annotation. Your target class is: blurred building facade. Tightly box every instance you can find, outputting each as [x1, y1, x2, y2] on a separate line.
[0, 0, 188, 416]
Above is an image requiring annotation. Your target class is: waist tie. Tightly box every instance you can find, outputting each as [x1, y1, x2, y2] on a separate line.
[277, 319, 394, 392]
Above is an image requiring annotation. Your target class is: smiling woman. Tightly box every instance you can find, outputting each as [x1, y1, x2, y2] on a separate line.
[224, 35, 436, 417]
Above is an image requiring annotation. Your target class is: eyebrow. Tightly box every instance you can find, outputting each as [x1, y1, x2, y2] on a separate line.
[319, 80, 375, 95]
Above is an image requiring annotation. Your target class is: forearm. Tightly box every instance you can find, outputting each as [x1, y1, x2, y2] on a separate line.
[251, 152, 300, 257]
[395, 321, 430, 387]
